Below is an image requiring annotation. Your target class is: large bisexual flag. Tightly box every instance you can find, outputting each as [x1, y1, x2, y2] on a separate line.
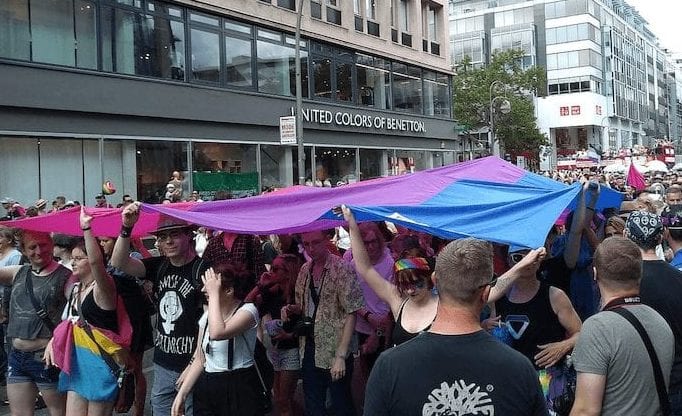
[5, 157, 623, 248]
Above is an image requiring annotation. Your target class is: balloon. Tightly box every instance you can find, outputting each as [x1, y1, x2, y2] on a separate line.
[102, 181, 116, 195]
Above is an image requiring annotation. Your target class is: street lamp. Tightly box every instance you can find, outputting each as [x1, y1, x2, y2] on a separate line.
[489, 80, 511, 157]
[294, 0, 305, 185]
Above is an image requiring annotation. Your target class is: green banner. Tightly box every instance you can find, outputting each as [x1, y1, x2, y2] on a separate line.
[192, 171, 259, 200]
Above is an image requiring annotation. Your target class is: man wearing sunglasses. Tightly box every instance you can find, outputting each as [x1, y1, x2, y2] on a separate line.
[111, 203, 210, 416]
[365, 238, 548, 416]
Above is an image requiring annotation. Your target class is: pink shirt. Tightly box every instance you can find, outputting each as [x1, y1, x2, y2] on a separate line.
[344, 248, 394, 335]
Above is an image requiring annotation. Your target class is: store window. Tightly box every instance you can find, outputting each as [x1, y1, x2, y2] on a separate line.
[359, 148, 387, 180]
[393, 150, 429, 174]
[136, 140, 188, 203]
[261, 144, 294, 189]
[192, 142, 258, 199]
[314, 147, 357, 187]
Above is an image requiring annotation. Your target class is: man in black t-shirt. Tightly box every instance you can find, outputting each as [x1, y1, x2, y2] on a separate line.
[111, 203, 210, 416]
[364, 238, 548, 416]
[629, 210, 682, 413]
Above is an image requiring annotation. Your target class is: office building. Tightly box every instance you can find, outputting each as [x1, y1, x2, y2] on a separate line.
[449, 0, 678, 169]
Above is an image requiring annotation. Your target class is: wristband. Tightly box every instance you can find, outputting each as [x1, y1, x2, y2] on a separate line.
[120, 225, 133, 238]
[81, 226, 91, 231]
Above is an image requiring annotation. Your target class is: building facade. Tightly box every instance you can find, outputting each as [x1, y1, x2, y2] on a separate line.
[0, 0, 456, 206]
[449, 0, 678, 169]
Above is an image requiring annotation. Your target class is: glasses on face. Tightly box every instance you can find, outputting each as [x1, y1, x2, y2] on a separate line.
[156, 230, 184, 242]
[477, 276, 498, 290]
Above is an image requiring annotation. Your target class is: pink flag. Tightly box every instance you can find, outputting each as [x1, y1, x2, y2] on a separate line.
[626, 163, 646, 191]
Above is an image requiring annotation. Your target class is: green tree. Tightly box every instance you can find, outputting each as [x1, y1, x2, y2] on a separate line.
[452, 49, 548, 157]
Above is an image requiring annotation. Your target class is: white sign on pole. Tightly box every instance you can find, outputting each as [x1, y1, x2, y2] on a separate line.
[279, 116, 297, 144]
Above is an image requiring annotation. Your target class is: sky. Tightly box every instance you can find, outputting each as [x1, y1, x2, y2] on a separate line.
[624, 0, 682, 56]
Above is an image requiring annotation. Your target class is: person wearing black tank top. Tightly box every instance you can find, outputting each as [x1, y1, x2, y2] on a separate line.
[342, 206, 547, 348]
[45, 207, 128, 416]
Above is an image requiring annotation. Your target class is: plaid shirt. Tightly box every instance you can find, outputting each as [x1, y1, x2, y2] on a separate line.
[202, 233, 266, 278]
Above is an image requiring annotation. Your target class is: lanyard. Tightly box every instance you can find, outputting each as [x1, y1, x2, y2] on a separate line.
[602, 294, 641, 311]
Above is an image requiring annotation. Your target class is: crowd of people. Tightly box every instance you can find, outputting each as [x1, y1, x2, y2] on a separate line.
[0, 169, 681, 416]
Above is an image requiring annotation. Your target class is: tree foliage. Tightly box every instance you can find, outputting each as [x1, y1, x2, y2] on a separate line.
[452, 49, 548, 156]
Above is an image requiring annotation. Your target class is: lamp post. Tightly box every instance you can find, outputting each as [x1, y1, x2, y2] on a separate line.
[294, 0, 305, 185]
[489, 81, 511, 157]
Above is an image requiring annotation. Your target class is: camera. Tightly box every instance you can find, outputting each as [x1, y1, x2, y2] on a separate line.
[283, 316, 315, 337]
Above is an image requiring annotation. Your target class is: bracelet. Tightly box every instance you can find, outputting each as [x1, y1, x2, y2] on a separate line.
[586, 206, 595, 211]
[81, 226, 91, 231]
[120, 225, 133, 238]
[362, 310, 372, 321]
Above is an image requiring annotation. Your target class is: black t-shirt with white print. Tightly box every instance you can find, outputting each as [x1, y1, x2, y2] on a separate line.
[364, 331, 548, 416]
[143, 256, 210, 372]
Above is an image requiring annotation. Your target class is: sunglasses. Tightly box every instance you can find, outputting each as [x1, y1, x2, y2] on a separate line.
[156, 230, 184, 241]
[477, 276, 498, 290]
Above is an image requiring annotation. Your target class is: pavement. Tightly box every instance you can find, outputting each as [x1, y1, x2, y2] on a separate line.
[0, 350, 156, 416]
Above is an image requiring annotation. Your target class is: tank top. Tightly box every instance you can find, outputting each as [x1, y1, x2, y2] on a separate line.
[64, 283, 118, 332]
[391, 298, 432, 346]
[495, 283, 566, 369]
[7, 265, 69, 340]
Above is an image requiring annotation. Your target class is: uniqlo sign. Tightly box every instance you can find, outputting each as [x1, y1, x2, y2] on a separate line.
[560, 106, 569, 116]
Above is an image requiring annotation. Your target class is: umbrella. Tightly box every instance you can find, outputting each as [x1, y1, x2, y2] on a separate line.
[603, 164, 626, 174]
[646, 160, 669, 173]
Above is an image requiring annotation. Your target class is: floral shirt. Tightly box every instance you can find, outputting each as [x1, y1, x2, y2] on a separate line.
[295, 254, 364, 369]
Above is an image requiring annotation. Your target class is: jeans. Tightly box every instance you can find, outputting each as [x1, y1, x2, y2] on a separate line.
[150, 363, 193, 416]
[302, 339, 355, 416]
[670, 388, 682, 416]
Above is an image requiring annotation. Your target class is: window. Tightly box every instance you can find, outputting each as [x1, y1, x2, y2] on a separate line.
[102, 6, 186, 80]
[326, 0, 341, 25]
[392, 63, 422, 114]
[191, 29, 220, 83]
[313, 57, 332, 99]
[356, 54, 390, 108]
[423, 71, 450, 117]
[225, 35, 252, 88]
[336, 60, 353, 102]
[399, 0, 408, 32]
[256, 39, 308, 97]
[0, 0, 30, 61]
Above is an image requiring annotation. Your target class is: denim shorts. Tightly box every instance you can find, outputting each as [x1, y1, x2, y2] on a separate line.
[268, 347, 301, 371]
[7, 348, 59, 389]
